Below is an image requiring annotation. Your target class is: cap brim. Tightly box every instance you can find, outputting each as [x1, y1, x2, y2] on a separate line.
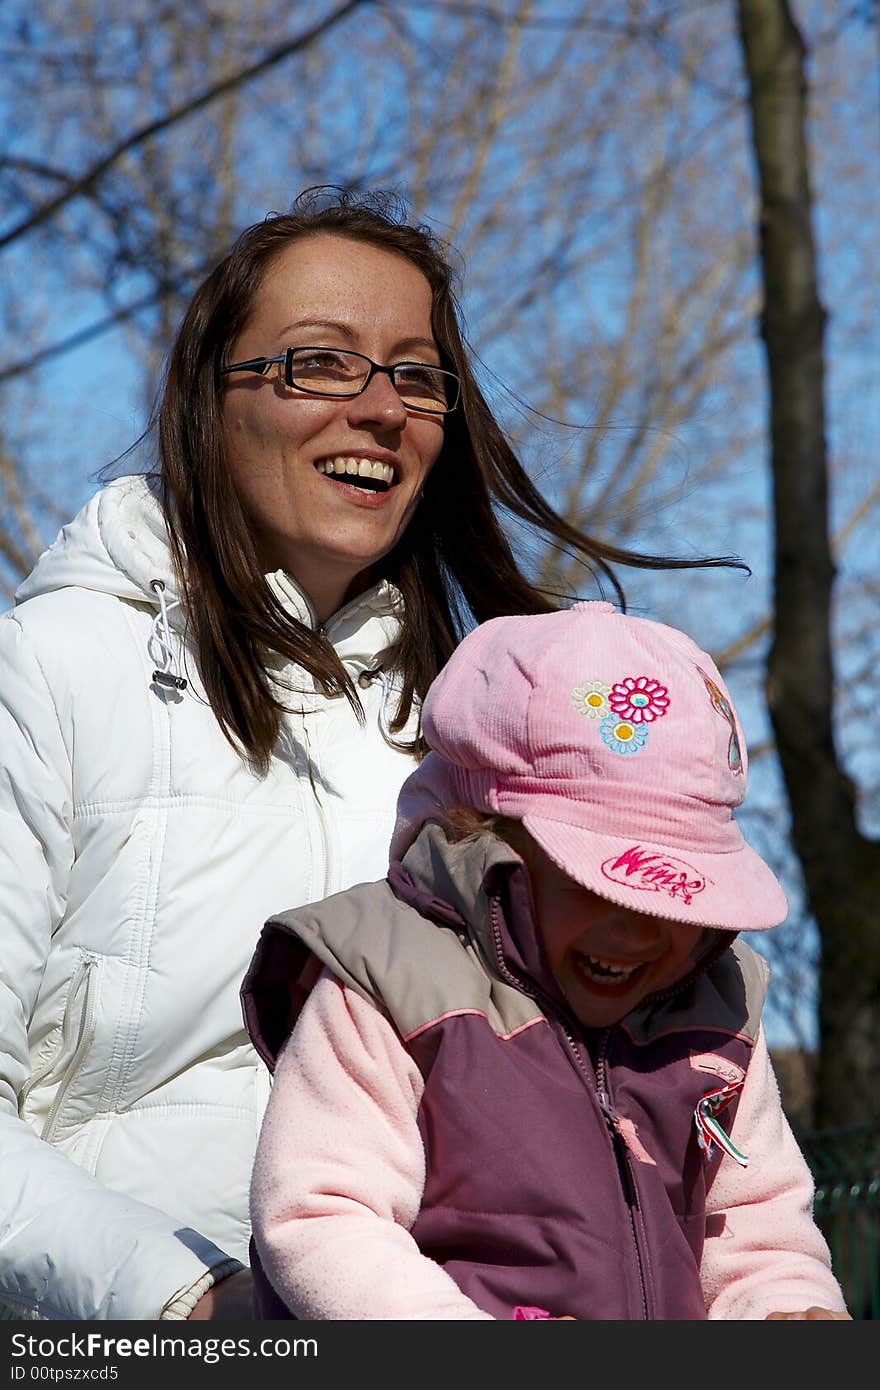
[521, 814, 788, 932]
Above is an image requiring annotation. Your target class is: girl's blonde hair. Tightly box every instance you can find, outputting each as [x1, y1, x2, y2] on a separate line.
[441, 808, 531, 855]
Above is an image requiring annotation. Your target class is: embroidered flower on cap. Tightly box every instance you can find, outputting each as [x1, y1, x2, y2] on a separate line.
[570, 681, 610, 719]
[599, 716, 649, 756]
[608, 675, 670, 724]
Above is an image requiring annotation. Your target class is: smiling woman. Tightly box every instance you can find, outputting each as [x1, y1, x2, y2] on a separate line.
[219, 234, 445, 624]
[0, 186, 743, 1324]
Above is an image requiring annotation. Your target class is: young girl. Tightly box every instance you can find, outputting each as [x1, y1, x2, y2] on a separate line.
[243, 601, 850, 1320]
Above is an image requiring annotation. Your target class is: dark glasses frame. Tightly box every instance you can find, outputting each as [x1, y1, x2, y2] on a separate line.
[220, 346, 461, 414]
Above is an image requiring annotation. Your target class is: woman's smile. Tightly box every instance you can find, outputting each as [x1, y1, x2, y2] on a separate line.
[313, 455, 398, 492]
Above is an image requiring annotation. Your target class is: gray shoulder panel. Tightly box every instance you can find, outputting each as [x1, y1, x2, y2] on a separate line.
[270, 880, 543, 1040]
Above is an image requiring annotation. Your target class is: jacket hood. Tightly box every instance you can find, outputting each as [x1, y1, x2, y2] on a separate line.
[392, 822, 584, 1013]
[16, 474, 172, 609]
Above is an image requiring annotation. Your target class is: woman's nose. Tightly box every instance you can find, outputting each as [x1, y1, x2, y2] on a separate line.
[345, 371, 408, 430]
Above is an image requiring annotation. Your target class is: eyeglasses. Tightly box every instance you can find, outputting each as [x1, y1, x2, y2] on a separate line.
[220, 346, 460, 415]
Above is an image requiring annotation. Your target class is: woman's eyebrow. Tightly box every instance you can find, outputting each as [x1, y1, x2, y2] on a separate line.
[276, 317, 356, 340]
[276, 318, 439, 357]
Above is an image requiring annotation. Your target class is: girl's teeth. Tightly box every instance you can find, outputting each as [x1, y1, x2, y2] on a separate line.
[576, 954, 640, 982]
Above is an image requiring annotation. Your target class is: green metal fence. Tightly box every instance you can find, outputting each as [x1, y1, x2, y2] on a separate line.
[797, 1124, 880, 1320]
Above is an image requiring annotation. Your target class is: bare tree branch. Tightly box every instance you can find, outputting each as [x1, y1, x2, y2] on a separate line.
[0, 0, 369, 252]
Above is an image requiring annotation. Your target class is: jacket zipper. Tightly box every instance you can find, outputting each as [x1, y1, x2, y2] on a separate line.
[282, 596, 330, 895]
[298, 587, 388, 642]
[299, 714, 332, 899]
[293, 590, 395, 899]
[320, 582, 396, 641]
[487, 896, 651, 1319]
[20, 955, 100, 1139]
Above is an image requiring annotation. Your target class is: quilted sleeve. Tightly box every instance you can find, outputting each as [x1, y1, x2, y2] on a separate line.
[0, 612, 233, 1319]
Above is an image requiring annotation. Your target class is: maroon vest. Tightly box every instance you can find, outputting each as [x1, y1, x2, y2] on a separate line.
[244, 851, 760, 1320]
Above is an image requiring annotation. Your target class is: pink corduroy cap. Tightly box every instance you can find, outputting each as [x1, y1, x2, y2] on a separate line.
[399, 600, 787, 931]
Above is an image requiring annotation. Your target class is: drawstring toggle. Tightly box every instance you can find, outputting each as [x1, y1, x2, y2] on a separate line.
[152, 670, 188, 691]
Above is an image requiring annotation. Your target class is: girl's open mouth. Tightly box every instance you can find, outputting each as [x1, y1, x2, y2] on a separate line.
[572, 952, 646, 994]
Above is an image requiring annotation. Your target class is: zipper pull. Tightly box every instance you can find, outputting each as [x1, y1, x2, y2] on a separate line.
[598, 1089, 640, 1208]
[597, 1088, 619, 1123]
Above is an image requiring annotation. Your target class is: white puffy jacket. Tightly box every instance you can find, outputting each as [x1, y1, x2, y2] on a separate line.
[0, 474, 421, 1320]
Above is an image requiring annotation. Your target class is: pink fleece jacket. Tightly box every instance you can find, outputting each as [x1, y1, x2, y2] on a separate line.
[250, 970, 847, 1321]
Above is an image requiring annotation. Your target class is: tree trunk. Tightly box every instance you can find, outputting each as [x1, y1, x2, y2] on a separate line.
[737, 0, 880, 1126]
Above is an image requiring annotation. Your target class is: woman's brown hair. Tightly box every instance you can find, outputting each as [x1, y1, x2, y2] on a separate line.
[147, 185, 744, 773]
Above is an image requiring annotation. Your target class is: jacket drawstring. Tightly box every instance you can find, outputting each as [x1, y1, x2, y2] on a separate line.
[149, 580, 188, 691]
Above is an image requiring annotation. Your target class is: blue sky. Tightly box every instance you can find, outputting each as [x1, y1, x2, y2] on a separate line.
[2, 0, 877, 1048]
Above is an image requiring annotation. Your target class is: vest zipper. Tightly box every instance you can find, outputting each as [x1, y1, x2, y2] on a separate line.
[487, 895, 652, 1318]
[596, 1034, 651, 1320]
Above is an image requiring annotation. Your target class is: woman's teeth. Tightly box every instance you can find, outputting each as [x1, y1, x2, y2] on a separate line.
[315, 456, 395, 488]
[575, 954, 641, 983]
